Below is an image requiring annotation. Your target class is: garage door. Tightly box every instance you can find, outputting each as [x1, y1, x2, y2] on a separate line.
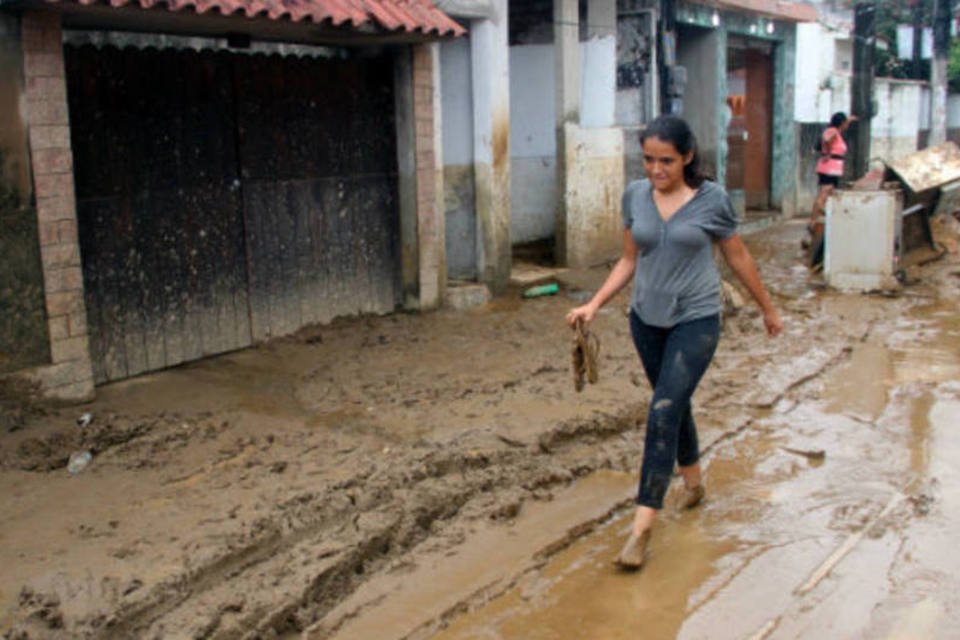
[66, 44, 400, 383]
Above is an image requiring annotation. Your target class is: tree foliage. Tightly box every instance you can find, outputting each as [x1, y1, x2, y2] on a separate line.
[872, 0, 925, 79]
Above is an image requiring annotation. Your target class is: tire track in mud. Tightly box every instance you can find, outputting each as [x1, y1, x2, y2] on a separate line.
[83, 411, 647, 639]
[3, 285, 896, 640]
[335, 315, 886, 640]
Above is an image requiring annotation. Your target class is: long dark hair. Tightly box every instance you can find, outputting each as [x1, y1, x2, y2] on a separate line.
[829, 111, 847, 128]
[639, 115, 708, 187]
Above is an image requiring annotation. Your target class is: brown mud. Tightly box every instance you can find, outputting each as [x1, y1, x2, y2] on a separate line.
[2, 216, 960, 639]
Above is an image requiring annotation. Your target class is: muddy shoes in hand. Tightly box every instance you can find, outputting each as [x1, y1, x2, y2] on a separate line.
[571, 319, 600, 392]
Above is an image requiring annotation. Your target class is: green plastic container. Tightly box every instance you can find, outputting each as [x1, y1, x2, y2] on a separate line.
[522, 283, 559, 298]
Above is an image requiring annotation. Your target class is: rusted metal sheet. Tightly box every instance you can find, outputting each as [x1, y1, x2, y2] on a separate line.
[234, 53, 400, 340]
[711, 0, 817, 22]
[68, 45, 252, 383]
[44, 0, 465, 35]
[68, 45, 401, 382]
[885, 142, 960, 193]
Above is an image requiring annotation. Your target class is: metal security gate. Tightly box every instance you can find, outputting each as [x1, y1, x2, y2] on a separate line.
[66, 44, 400, 384]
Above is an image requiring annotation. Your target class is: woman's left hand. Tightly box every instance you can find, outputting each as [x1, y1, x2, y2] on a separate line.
[763, 308, 783, 337]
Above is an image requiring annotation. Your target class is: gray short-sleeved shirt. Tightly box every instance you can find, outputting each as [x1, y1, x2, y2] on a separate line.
[622, 179, 739, 328]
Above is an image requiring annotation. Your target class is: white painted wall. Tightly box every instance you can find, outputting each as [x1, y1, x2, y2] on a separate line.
[871, 78, 924, 162]
[442, 36, 622, 245]
[509, 45, 555, 157]
[509, 38, 617, 159]
[563, 122, 624, 267]
[795, 22, 852, 124]
[508, 40, 617, 243]
[440, 38, 474, 166]
[581, 36, 616, 128]
[509, 44, 557, 242]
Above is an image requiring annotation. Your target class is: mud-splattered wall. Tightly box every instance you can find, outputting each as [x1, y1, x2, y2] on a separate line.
[0, 16, 50, 374]
[562, 123, 624, 268]
[66, 44, 400, 383]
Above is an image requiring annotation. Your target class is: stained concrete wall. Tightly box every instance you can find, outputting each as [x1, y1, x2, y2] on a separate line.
[0, 15, 50, 374]
[509, 39, 617, 244]
[677, 24, 722, 179]
[471, 0, 512, 293]
[509, 44, 557, 244]
[794, 23, 852, 125]
[871, 78, 926, 164]
[771, 23, 798, 218]
[440, 37, 477, 280]
[563, 122, 624, 267]
[440, 15, 622, 261]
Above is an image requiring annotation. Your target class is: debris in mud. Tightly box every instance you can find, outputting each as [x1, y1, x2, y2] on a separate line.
[76, 412, 94, 428]
[2, 413, 228, 472]
[721, 279, 745, 315]
[781, 446, 826, 462]
[908, 492, 935, 517]
[0, 377, 47, 433]
[565, 289, 594, 303]
[488, 498, 523, 520]
[496, 433, 527, 448]
[122, 579, 143, 597]
[5, 587, 65, 638]
[522, 282, 560, 299]
[67, 450, 93, 474]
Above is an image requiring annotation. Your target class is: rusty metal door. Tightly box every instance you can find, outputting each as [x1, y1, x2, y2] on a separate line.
[67, 45, 400, 383]
[233, 54, 400, 341]
[67, 46, 251, 383]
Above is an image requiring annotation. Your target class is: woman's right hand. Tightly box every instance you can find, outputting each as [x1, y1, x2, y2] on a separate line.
[565, 303, 598, 328]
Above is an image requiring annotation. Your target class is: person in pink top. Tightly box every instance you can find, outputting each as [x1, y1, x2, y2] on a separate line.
[809, 111, 857, 236]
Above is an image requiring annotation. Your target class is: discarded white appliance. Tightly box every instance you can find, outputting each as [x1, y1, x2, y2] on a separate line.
[824, 188, 903, 291]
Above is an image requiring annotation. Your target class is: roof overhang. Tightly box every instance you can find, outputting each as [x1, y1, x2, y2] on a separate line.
[1, 0, 464, 46]
[691, 0, 817, 23]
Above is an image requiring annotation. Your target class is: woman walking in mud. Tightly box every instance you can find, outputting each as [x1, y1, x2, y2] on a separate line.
[565, 115, 782, 570]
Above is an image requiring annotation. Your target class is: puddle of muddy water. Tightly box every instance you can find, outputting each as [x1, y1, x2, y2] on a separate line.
[429, 296, 960, 640]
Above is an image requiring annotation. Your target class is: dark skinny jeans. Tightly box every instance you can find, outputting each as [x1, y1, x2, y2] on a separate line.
[629, 311, 721, 509]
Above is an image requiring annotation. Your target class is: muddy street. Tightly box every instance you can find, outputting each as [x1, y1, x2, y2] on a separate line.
[431, 297, 960, 640]
[2, 218, 960, 640]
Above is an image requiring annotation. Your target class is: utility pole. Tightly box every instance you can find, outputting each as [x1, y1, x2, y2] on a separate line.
[911, 0, 924, 79]
[850, 2, 876, 180]
[929, 0, 950, 144]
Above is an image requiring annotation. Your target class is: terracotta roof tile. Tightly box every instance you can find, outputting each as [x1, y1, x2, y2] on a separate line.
[46, 0, 466, 35]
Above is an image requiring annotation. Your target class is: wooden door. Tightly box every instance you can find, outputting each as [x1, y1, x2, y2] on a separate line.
[743, 48, 773, 210]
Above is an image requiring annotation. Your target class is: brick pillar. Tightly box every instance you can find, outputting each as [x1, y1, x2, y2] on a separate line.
[412, 43, 445, 309]
[21, 11, 94, 401]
